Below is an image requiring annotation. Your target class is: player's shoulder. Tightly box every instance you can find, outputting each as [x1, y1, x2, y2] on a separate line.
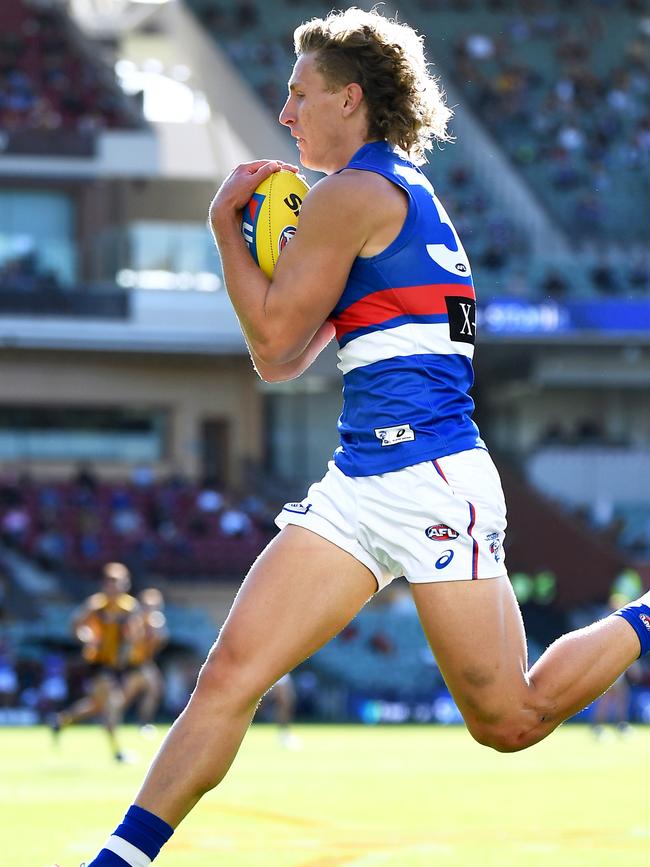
[300, 170, 400, 228]
[308, 168, 394, 200]
[119, 593, 140, 612]
[86, 592, 106, 610]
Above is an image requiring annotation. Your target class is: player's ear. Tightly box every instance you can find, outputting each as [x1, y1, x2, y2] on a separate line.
[341, 83, 364, 117]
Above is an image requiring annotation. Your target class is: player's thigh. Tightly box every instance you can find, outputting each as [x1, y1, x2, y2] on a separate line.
[90, 671, 114, 703]
[122, 670, 145, 704]
[204, 524, 376, 696]
[411, 574, 530, 726]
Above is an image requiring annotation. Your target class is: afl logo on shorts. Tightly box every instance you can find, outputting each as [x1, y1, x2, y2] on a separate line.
[279, 225, 296, 253]
[425, 524, 459, 541]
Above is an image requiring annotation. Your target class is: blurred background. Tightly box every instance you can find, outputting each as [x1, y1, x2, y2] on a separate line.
[0, 0, 650, 731]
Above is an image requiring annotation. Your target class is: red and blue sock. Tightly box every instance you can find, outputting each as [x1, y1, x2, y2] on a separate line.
[615, 598, 650, 657]
[86, 805, 173, 866]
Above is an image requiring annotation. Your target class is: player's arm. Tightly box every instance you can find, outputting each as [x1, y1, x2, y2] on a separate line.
[70, 600, 95, 643]
[249, 320, 335, 382]
[120, 605, 145, 668]
[209, 163, 373, 368]
[149, 611, 170, 654]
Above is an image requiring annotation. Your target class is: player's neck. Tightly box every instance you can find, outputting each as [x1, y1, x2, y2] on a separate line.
[322, 137, 382, 175]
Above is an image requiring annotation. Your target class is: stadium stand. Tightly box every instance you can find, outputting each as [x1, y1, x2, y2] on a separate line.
[398, 0, 650, 243]
[186, 0, 533, 298]
[188, 0, 650, 294]
[0, 0, 141, 138]
[0, 468, 276, 581]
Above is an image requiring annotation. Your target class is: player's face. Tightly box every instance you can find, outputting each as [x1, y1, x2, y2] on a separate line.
[103, 575, 128, 596]
[279, 53, 349, 173]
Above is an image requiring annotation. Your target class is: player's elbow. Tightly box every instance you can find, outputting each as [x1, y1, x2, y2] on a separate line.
[255, 365, 291, 383]
[251, 335, 299, 368]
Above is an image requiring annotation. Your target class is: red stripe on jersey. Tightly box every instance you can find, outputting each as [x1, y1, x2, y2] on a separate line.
[330, 283, 475, 341]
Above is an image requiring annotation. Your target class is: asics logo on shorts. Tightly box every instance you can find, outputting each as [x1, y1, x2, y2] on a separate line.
[425, 524, 459, 541]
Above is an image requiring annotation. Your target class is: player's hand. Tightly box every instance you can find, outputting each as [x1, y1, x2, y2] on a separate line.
[209, 160, 299, 225]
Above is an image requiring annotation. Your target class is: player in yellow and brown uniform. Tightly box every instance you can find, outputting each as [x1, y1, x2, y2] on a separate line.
[121, 587, 169, 736]
[50, 561, 141, 761]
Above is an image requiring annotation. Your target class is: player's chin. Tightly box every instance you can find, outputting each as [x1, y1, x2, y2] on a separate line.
[298, 153, 324, 173]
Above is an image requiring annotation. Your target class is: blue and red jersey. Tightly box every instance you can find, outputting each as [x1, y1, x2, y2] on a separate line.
[328, 140, 484, 477]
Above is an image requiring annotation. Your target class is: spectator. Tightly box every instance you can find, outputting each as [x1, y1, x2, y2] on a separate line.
[590, 256, 619, 295]
[219, 502, 253, 537]
[0, 641, 18, 707]
[1, 504, 30, 546]
[196, 482, 224, 513]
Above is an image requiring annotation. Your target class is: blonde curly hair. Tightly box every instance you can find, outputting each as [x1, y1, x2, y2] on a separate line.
[293, 7, 453, 164]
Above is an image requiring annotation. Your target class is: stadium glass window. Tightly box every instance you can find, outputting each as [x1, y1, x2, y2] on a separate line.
[108, 222, 223, 291]
[0, 407, 166, 462]
[0, 190, 76, 286]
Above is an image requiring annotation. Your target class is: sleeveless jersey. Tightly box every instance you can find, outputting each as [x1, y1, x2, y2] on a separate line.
[328, 141, 484, 477]
[82, 591, 138, 668]
[129, 610, 167, 667]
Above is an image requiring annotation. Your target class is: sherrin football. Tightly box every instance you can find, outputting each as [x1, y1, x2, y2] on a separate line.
[241, 169, 310, 278]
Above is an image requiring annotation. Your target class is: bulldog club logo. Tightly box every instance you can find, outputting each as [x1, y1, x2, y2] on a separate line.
[279, 225, 296, 253]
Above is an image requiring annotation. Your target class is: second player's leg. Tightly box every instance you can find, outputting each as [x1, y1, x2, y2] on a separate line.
[412, 574, 640, 752]
[134, 525, 377, 826]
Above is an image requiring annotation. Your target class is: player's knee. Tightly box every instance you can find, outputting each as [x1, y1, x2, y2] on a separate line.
[468, 718, 531, 753]
[194, 640, 266, 709]
[465, 699, 550, 753]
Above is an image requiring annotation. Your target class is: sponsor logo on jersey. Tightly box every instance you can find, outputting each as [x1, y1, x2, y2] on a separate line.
[374, 423, 415, 447]
[425, 524, 459, 541]
[435, 549, 455, 570]
[282, 501, 311, 515]
[279, 225, 296, 253]
[446, 296, 476, 345]
[640, 613, 650, 632]
[486, 531, 501, 563]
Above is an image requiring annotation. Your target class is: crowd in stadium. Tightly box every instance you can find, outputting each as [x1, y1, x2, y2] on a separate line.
[0, 465, 276, 580]
[444, 1, 650, 238]
[193, 0, 650, 294]
[0, 0, 138, 133]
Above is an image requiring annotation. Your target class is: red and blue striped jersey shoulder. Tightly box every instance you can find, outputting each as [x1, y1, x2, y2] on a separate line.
[327, 141, 483, 478]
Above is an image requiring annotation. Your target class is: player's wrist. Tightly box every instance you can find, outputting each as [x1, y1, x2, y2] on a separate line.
[209, 203, 241, 237]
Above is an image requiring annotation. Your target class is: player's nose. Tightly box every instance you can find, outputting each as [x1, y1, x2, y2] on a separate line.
[279, 98, 295, 127]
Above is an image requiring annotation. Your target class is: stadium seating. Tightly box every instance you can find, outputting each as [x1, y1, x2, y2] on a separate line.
[397, 0, 650, 243]
[0, 471, 276, 581]
[185, 0, 650, 297]
[308, 603, 446, 697]
[0, 0, 141, 136]
[185, 0, 532, 299]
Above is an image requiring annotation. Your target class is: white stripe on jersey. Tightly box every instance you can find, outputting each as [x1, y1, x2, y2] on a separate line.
[336, 321, 474, 375]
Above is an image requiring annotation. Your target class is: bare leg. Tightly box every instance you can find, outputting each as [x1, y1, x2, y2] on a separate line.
[412, 574, 640, 752]
[58, 674, 112, 726]
[136, 665, 164, 724]
[270, 677, 296, 728]
[134, 526, 376, 826]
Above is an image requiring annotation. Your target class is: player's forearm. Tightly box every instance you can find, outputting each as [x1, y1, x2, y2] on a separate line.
[210, 211, 279, 356]
[251, 320, 335, 382]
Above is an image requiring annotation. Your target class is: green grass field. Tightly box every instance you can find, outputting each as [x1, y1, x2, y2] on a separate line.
[3, 722, 648, 866]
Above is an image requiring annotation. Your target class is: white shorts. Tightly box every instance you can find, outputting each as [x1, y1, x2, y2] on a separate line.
[275, 448, 507, 592]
